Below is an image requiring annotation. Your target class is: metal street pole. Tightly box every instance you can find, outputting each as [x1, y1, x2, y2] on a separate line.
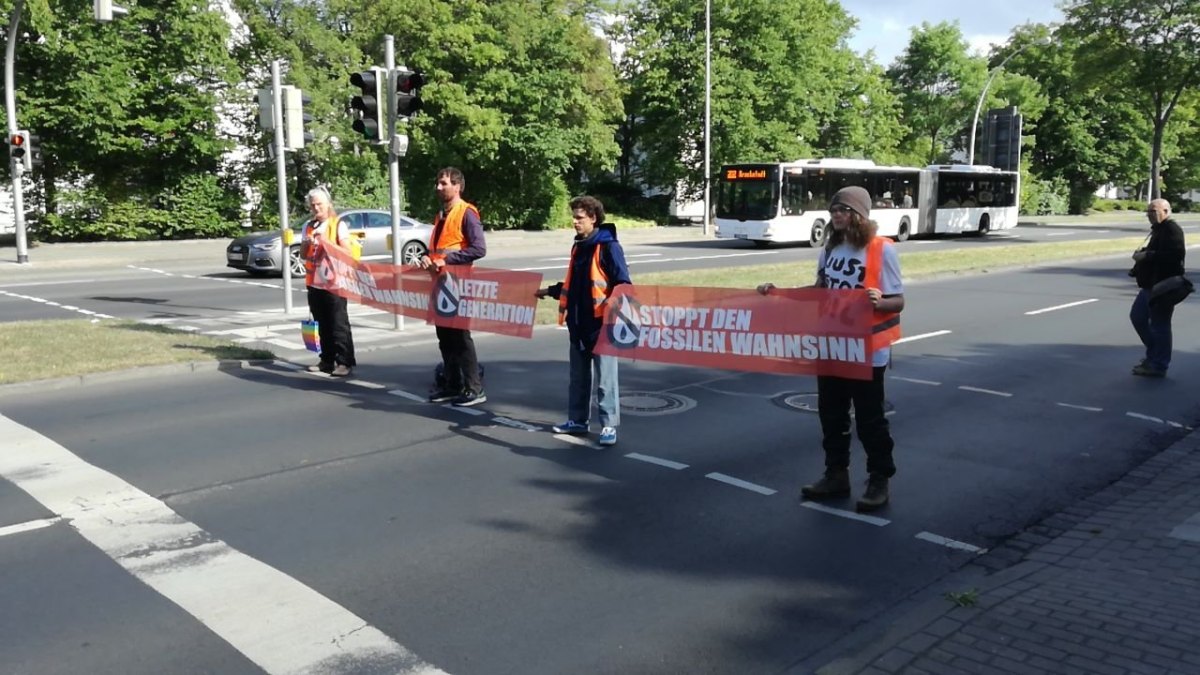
[5, 0, 27, 263]
[385, 35, 404, 331]
[702, 0, 712, 237]
[271, 61, 294, 315]
[968, 41, 1041, 166]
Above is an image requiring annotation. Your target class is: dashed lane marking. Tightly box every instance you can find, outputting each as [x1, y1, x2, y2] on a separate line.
[915, 531, 986, 553]
[894, 330, 952, 345]
[1025, 298, 1099, 315]
[625, 453, 689, 470]
[1057, 402, 1103, 412]
[800, 501, 890, 527]
[388, 389, 427, 403]
[0, 414, 448, 675]
[705, 473, 777, 496]
[958, 385, 1013, 397]
[893, 377, 941, 386]
[554, 433, 598, 449]
[493, 417, 540, 432]
[0, 517, 62, 539]
[0, 290, 115, 319]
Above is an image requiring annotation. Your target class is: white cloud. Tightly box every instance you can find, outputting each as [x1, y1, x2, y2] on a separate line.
[967, 34, 1010, 57]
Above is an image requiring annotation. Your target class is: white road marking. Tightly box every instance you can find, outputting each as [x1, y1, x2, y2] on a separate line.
[347, 379, 387, 390]
[1057, 402, 1103, 412]
[554, 433, 598, 448]
[128, 266, 280, 289]
[0, 517, 62, 539]
[1127, 412, 1164, 424]
[0, 414, 447, 675]
[800, 501, 890, 526]
[1024, 298, 1099, 315]
[445, 405, 486, 416]
[915, 531, 986, 553]
[625, 453, 689, 470]
[1045, 231, 1078, 236]
[705, 472, 777, 496]
[388, 389, 427, 403]
[958, 385, 1013, 397]
[492, 417, 540, 432]
[893, 330, 952, 345]
[0, 290, 115, 319]
[892, 376, 941, 386]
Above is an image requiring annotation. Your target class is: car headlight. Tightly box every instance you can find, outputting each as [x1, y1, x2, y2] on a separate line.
[252, 239, 281, 251]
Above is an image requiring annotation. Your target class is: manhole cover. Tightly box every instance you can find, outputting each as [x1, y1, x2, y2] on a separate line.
[620, 391, 697, 416]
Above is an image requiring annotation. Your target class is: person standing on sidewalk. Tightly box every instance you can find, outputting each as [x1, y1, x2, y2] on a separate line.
[1129, 198, 1186, 378]
[301, 187, 356, 377]
[535, 196, 631, 447]
[757, 186, 903, 512]
[420, 167, 488, 406]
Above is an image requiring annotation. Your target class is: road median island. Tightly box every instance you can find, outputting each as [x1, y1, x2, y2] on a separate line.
[0, 319, 274, 386]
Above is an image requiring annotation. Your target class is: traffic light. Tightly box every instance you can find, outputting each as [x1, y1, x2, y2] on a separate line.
[282, 86, 313, 151]
[349, 67, 386, 143]
[8, 130, 38, 171]
[392, 67, 424, 122]
[257, 88, 275, 132]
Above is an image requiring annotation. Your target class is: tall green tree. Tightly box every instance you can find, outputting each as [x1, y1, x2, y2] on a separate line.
[887, 21, 987, 164]
[615, 0, 889, 200]
[1062, 0, 1200, 199]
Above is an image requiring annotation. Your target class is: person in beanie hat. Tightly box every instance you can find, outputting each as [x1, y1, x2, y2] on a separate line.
[756, 185, 905, 512]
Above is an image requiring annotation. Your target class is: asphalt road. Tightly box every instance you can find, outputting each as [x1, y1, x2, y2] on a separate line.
[2, 240, 1198, 674]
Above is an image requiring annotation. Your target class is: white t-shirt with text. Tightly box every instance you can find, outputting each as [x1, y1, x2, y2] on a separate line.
[817, 240, 903, 367]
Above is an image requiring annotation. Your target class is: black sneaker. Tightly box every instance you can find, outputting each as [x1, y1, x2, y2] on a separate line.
[452, 390, 487, 407]
[428, 389, 459, 403]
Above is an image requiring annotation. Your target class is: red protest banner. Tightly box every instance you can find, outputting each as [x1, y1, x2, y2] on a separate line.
[594, 285, 877, 380]
[309, 240, 541, 338]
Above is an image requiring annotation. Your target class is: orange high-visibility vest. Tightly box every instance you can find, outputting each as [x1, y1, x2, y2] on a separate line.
[864, 236, 901, 349]
[429, 201, 481, 264]
[302, 215, 346, 286]
[558, 244, 609, 326]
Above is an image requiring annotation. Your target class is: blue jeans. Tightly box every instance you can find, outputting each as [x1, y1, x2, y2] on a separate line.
[1130, 288, 1175, 371]
[567, 342, 620, 427]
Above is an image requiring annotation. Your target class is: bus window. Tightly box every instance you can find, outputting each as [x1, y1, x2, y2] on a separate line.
[717, 175, 778, 220]
[782, 173, 806, 215]
[805, 172, 829, 211]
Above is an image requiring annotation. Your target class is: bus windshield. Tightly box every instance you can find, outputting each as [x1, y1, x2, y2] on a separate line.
[717, 166, 778, 220]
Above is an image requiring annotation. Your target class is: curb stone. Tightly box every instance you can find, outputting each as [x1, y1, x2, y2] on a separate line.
[0, 359, 276, 396]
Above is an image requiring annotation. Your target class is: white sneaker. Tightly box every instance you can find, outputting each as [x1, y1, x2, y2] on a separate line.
[598, 426, 617, 446]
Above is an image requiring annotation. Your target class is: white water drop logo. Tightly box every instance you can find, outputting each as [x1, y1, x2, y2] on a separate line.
[606, 294, 642, 349]
[435, 273, 461, 317]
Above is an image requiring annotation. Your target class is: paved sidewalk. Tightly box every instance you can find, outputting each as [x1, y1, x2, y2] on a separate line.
[817, 429, 1200, 675]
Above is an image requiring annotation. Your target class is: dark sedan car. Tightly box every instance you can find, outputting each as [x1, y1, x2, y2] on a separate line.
[226, 208, 433, 276]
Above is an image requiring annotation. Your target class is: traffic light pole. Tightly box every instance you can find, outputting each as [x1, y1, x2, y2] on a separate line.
[5, 0, 28, 263]
[385, 35, 404, 331]
[270, 61, 294, 315]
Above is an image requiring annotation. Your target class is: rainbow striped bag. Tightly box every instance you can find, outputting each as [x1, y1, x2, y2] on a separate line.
[300, 319, 320, 353]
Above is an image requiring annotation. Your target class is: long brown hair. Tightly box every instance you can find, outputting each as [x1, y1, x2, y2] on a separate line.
[825, 212, 878, 251]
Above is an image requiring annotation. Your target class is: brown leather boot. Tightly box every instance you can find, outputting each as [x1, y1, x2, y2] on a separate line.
[855, 475, 890, 512]
[800, 468, 850, 500]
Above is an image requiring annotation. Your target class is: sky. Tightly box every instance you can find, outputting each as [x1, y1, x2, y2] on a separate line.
[840, 0, 1065, 66]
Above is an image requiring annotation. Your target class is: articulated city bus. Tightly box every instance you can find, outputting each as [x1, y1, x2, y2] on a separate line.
[714, 158, 1019, 247]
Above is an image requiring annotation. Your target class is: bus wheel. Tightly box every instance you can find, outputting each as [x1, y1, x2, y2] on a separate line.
[753, 240, 772, 249]
[809, 219, 828, 247]
[976, 214, 991, 236]
[896, 218, 911, 242]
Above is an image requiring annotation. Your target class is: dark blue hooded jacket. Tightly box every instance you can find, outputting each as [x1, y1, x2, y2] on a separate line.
[546, 223, 631, 350]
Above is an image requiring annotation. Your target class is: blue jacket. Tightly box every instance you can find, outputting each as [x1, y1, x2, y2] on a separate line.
[546, 224, 631, 349]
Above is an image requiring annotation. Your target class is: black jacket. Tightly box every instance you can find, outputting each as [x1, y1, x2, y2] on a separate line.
[1134, 217, 1185, 289]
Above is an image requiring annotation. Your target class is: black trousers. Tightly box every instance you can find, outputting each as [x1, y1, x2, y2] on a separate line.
[307, 287, 356, 367]
[817, 366, 895, 478]
[436, 326, 481, 392]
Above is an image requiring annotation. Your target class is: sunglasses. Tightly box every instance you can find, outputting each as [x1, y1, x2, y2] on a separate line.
[830, 205, 855, 214]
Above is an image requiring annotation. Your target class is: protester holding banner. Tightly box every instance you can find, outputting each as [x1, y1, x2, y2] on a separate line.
[536, 196, 631, 447]
[420, 167, 489, 406]
[758, 186, 903, 512]
[302, 187, 356, 377]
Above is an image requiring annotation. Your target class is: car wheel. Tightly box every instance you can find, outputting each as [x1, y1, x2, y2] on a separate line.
[976, 214, 991, 236]
[895, 218, 910, 242]
[288, 246, 305, 277]
[401, 240, 427, 266]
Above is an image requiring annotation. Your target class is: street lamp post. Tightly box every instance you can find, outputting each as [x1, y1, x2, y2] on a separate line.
[967, 40, 1044, 166]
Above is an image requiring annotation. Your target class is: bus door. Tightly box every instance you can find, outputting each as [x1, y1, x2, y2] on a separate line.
[917, 170, 937, 234]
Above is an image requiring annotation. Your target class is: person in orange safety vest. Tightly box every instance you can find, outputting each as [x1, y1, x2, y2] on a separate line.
[535, 196, 631, 447]
[418, 167, 488, 407]
[757, 185, 904, 512]
[301, 187, 356, 377]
